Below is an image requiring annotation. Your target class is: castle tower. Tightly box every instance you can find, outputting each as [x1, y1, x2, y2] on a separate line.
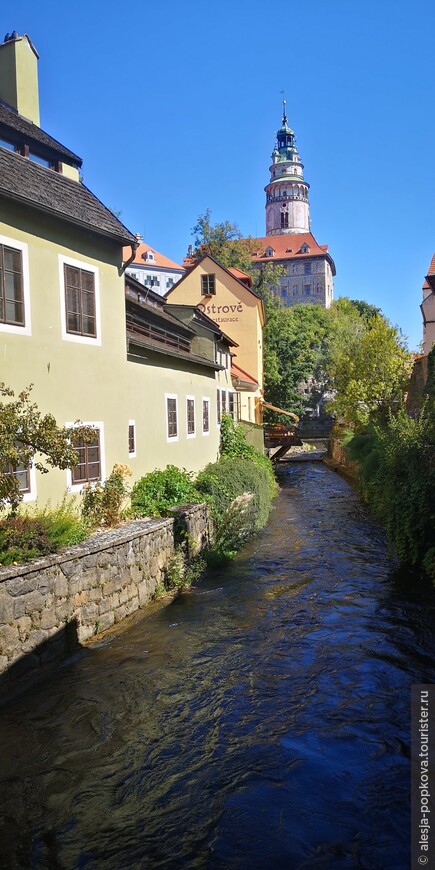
[265, 101, 310, 235]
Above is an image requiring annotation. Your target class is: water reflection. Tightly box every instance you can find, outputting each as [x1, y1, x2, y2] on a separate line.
[1, 464, 434, 868]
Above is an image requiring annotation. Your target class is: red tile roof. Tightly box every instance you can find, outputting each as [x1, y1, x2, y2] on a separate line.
[123, 242, 184, 271]
[251, 232, 328, 260]
[423, 251, 435, 290]
[228, 267, 252, 287]
[231, 362, 259, 387]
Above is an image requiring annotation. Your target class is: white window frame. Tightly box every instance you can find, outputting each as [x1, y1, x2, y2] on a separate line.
[186, 395, 196, 439]
[11, 461, 37, 503]
[202, 397, 210, 436]
[221, 389, 227, 416]
[0, 233, 31, 336]
[65, 421, 105, 493]
[59, 255, 101, 346]
[165, 394, 178, 442]
[128, 419, 136, 458]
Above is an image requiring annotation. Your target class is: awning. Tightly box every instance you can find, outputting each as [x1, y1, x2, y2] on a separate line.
[261, 400, 299, 422]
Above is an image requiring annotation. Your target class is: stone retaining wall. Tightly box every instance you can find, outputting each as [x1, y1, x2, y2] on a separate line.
[0, 503, 211, 696]
[326, 438, 359, 481]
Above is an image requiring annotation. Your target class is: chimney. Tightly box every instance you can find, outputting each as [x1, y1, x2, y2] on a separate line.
[0, 32, 40, 125]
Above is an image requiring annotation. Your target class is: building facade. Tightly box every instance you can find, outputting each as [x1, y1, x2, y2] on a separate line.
[166, 255, 265, 426]
[251, 102, 335, 308]
[421, 251, 435, 356]
[124, 237, 184, 297]
[0, 33, 233, 508]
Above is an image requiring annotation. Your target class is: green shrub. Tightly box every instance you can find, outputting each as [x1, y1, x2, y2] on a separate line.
[220, 413, 278, 497]
[131, 465, 202, 518]
[0, 499, 88, 566]
[345, 403, 435, 575]
[196, 455, 275, 531]
[81, 463, 132, 527]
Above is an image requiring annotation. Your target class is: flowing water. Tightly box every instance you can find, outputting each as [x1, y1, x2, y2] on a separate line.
[1, 463, 434, 869]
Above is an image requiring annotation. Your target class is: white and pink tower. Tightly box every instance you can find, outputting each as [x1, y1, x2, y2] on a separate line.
[265, 101, 310, 236]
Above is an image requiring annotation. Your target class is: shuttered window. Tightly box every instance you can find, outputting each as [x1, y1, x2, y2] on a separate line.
[72, 431, 101, 484]
[201, 274, 216, 295]
[217, 389, 221, 424]
[0, 244, 24, 326]
[64, 264, 96, 337]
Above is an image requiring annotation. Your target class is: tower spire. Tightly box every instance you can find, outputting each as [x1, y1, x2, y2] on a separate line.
[282, 98, 287, 125]
[265, 107, 310, 235]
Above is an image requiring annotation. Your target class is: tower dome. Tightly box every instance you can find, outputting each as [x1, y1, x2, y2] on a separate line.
[265, 101, 310, 235]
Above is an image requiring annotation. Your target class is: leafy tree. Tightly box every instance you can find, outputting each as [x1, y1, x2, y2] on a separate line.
[191, 209, 257, 273]
[326, 312, 413, 428]
[348, 298, 381, 322]
[261, 299, 331, 417]
[0, 383, 94, 512]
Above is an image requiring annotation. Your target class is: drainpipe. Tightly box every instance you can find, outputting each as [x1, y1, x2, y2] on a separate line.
[121, 240, 139, 274]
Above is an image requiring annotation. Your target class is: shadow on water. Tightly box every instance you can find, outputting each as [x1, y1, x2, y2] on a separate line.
[0, 618, 82, 704]
[0, 463, 434, 869]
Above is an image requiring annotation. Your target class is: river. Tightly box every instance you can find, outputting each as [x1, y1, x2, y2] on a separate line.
[1, 463, 434, 869]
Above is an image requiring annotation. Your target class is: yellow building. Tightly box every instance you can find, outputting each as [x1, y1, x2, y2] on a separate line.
[0, 33, 234, 507]
[166, 255, 265, 426]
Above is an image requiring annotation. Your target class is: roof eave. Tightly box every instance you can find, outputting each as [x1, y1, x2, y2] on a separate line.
[0, 187, 136, 246]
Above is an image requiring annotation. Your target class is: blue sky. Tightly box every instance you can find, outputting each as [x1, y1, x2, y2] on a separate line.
[4, 0, 435, 350]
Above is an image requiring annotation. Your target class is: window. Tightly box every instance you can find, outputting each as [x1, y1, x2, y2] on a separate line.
[202, 398, 210, 434]
[0, 136, 15, 151]
[72, 431, 101, 485]
[166, 395, 178, 440]
[128, 421, 136, 456]
[201, 274, 216, 295]
[221, 390, 227, 414]
[305, 285, 311, 296]
[0, 243, 24, 326]
[4, 452, 36, 502]
[186, 397, 195, 437]
[166, 277, 174, 289]
[5, 458, 30, 494]
[217, 389, 221, 424]
[228, 392, 238, 421]
[64, 264, 96, 337]
[280, 211, 289, 228]
[59, 256, 100, 345]
[145, 275, 159, 287]
[29, 151, 50, 168]
[304, 263, 311, 274]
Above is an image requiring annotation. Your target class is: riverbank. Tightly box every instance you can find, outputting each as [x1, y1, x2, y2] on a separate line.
[0, 463, 432, 867]
[0, 503, 211, 700]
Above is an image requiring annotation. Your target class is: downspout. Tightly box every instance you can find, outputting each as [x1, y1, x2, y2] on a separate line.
[121, 240, 139, 274]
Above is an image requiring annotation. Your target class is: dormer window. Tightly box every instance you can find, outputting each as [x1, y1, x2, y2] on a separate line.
[300, 244, 310, 254]
[142, 250, 155, 263]
[266, 247, 275, 258]
[201, 274, 216, 295]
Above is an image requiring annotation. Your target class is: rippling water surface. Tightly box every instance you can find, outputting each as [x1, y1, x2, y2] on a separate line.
[1, 464, 435, 869]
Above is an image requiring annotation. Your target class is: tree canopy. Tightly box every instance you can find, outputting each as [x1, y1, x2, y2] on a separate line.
[325, 303, 413, 428]
[0, 384, 94, 512]
[190, 211, 412, 423]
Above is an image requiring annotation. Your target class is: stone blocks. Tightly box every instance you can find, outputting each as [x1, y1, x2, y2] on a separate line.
[0, 505, 210, 693]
